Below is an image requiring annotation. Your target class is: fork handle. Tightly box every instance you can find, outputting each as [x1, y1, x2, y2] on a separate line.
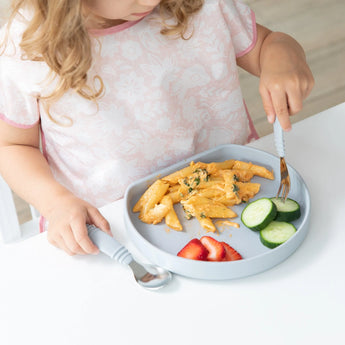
[273, 117, 285, 157]
[87, 224, 133, 265]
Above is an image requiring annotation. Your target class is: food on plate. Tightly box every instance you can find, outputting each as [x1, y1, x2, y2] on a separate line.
[177, 236, 242, 261]
[133, 159, 274, 232]
[259, 221, 297, 248]
[241, 198, 277, 231]
[270, 197, 301, 222]
[221, 241, 243, 261]
[200, 236, 225, 261]
[214, 220, 240, 229]
[241, 197, 301, 249]
[176, 238, 209, 260]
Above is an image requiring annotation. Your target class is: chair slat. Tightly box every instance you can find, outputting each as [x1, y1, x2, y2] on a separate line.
[0, 175, 22, 243]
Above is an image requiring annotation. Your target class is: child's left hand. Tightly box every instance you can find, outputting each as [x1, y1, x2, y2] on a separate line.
[237, 25, 314, 131]
[258, 31, 314, 131]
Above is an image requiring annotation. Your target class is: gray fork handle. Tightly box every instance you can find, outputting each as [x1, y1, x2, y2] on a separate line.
[273, 117, 285, 157]
[87, 224, 133, 265]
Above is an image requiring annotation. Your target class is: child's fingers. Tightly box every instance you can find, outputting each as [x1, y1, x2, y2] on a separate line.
[61, 226, 87, 255]
[270, 90, 291, 131]
[58, 237, 78, 256]
[87, 207, 112, 237]
[70, 218, 100, 255]
[259, 85, 276, 123]
[302, 78, 314, 99]
[48, 234, 75, 256]
[286, 89, 303, 116]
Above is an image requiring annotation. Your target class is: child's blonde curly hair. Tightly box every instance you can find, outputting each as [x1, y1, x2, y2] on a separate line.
[2, 0, 204, 109]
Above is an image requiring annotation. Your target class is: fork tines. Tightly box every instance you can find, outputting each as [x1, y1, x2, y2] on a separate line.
[276, 157, 290, 202]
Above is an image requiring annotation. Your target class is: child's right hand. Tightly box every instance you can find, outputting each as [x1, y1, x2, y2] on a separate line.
[45, 193, 112, 256]
[0, 121, 110, 257]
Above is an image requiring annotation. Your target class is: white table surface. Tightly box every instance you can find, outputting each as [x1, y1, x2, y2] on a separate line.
[1, 103, 344, 345]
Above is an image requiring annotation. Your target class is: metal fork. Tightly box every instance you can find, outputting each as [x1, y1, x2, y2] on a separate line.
[273, 118, 290, 201]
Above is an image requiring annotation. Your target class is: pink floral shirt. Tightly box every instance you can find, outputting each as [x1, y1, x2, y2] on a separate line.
[0, 0, 258, 208]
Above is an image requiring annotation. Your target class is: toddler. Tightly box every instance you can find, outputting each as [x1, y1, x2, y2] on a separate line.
[0, 0, 314, 255]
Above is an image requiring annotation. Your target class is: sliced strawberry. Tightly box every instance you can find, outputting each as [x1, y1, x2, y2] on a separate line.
[177, 239, 209, 260]
[200, 236, 225, 261]
[221, 242, 242, 261]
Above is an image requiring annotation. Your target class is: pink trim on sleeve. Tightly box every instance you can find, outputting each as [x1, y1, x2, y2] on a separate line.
[39, 216, 46, 233]
[0, 112, 39, 129]
[236, 10, 257, 58]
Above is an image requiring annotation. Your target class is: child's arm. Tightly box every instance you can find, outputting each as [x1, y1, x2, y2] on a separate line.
[237, 24, 314, 131]
[0, 120, 111, 255]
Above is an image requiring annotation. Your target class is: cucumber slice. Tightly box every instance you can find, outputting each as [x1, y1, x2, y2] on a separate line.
[241, 198, 277, 231]
[271, 197, 301, 222]
[260, 221, 297, 249]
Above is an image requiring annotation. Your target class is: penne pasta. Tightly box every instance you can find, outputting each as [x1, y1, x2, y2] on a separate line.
[139, 203, 170, 224]
[206, 159, 235, 174]
[166, 190, 183, 204]
[133, 179, 169, 214]
[196, 214, 217, 233]
[181, 196, 237, 219]
[165, 208, 183, 231]
[237, 182, 261, 202]
[162, 161, 207, 185]
[133, 158, 274, 232]
[232, 161, 274, 180]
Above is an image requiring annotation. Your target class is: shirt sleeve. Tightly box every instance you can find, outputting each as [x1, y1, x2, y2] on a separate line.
[219, 0, 257, 58]
[0, 24, 40, 128]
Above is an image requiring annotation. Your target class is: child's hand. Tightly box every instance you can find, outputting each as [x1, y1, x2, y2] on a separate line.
[258, 32, 314, 131]
[237, 26, 314, 131]
[45, 194, 111, 256]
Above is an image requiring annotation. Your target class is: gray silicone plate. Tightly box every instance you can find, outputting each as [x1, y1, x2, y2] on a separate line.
[124, 144, 310, 280]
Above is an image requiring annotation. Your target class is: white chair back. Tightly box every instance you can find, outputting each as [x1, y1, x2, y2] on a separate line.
[0, 174, 40, 243]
